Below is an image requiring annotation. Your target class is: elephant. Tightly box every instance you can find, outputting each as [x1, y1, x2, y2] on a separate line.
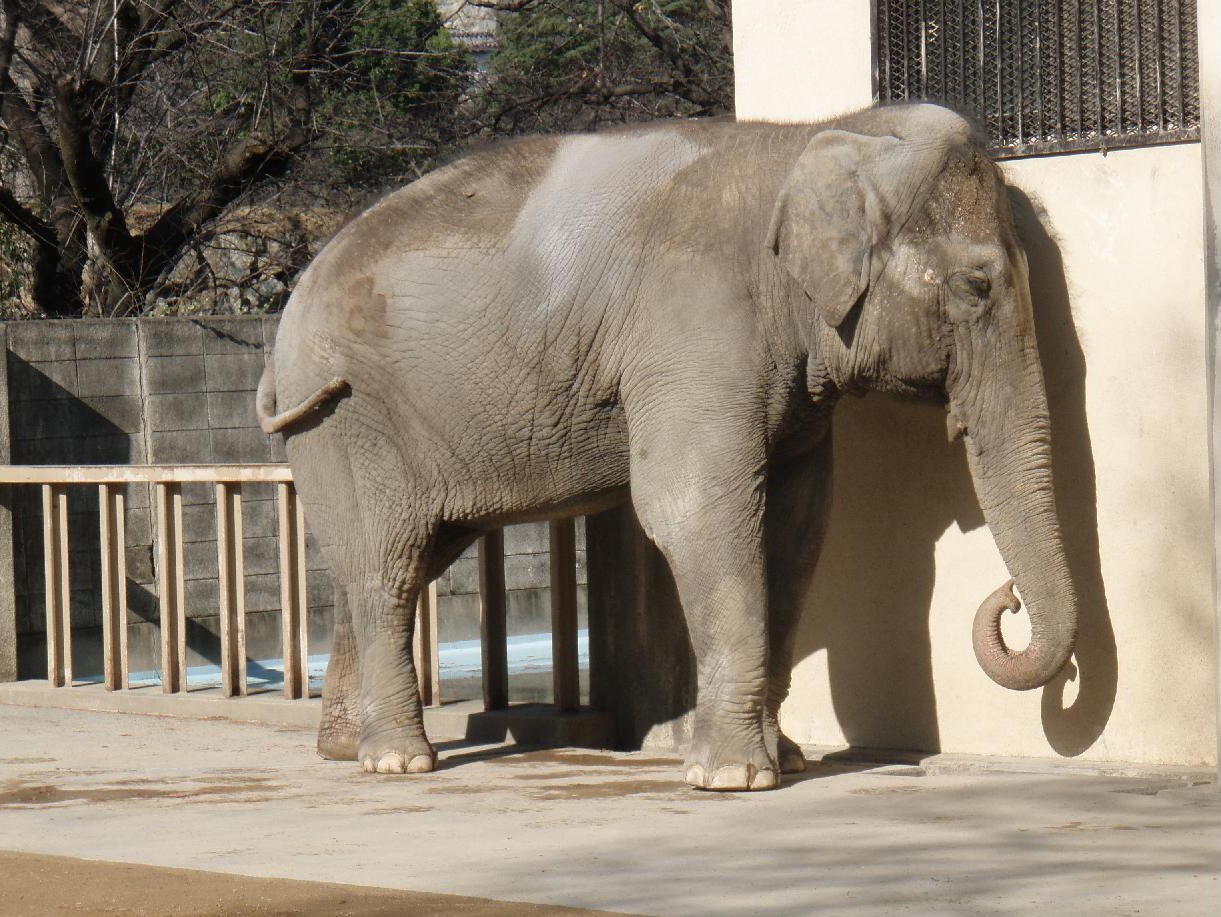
[256, 102, 1076, 791]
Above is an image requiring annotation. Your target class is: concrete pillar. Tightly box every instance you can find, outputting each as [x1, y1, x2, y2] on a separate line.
[1200, 0, 1221, 768]
[587, 506, 694, 750]
[732, 0, 874, 120]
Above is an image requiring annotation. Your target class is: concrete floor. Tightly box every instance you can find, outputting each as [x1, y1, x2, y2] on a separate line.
[0, 701, 1217, 917]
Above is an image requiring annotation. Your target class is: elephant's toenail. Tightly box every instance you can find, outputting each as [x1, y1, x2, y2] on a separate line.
[406, 754, 434, 773]
[376, 753, 406, 774]
[684, 764, 708, 788]
[749, 768, 779, 791]
[710, 765, 750, 791]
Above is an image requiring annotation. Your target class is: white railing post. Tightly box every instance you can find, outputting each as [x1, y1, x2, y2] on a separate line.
[277, 482, 309, 699]
[155, 481, 187, 693]
[42, 483, 70, 687]
[98, 483, 128, 691]
[215, 482, 247, 697]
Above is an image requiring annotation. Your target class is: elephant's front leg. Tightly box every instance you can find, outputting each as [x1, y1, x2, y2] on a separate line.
[763, 438, 834, 774]
[629, 409, 776, 791]
[351, 573, 435, 775]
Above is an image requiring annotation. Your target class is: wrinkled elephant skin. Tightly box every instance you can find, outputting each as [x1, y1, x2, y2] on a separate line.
[259, 104, 1077, 791]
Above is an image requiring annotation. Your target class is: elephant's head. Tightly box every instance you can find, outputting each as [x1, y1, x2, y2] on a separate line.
[769, 103, 1076, 691]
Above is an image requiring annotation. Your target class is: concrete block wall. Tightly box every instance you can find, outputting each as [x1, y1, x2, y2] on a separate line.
[435, 520, 588, 645]
[3, 316, 582, 684]
[4, 317, 334, 679]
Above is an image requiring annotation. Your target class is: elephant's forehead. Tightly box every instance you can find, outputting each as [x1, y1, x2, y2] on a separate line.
[920, 150, 1006, 237]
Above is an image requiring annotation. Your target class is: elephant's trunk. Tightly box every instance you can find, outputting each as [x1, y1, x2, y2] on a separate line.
[952, 339, 1078, 691]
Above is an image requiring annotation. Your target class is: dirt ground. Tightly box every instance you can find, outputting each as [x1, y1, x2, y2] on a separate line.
[0, 850, 628, 917]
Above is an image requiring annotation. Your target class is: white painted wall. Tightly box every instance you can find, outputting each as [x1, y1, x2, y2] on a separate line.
[733, 0, 1219, 765]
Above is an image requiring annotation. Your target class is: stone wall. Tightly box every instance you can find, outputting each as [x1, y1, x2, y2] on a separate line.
[3, 316, 327, 679]
[435, 521, 588, 644]
[2, 316, 583, 684]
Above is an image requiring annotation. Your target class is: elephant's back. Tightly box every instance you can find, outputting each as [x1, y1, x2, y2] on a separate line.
[270, 138, 560, 386]
[275, 125, 713, 372]
[270, 120, 765, 418]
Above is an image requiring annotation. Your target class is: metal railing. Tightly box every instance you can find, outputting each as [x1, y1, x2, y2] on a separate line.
[0, 464, 583, 713]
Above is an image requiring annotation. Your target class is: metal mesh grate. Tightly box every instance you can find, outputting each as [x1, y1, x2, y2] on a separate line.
[875, 0, 1200, 156]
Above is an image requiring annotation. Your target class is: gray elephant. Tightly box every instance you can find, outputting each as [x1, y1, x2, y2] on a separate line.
[257, 103, 1076, 791]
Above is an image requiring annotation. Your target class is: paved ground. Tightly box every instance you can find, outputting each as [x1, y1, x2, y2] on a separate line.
[0, 703, 1216, 917]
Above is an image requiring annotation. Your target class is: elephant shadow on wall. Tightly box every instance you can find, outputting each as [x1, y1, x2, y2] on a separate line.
[588, 187, 1117, 759]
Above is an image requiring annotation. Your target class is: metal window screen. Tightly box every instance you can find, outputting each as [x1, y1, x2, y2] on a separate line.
[875, 0, 1200, 156]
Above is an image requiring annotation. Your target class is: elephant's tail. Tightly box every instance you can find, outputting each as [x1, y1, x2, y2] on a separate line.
[256, 358, 350, 434]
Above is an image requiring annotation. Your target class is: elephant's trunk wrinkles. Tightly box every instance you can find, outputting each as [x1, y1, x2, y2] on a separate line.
[956, 353, 1078, 692]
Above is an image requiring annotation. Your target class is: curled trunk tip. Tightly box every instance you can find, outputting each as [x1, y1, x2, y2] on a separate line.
[972, 579, 1073, 691]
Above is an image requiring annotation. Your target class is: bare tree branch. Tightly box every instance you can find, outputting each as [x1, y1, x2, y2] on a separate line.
[607, 0, 719, 109]
[55, 75, 141, 273]
[0, 181, 52, 244]
[464, 0, 537, 9]
[137, 126, 311, 298]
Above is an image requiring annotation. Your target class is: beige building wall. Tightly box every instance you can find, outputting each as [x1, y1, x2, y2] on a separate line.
[733, 0, 1218, 765]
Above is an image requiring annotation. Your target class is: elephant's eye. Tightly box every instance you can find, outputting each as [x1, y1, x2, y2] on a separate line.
[949, 270, 992, 306]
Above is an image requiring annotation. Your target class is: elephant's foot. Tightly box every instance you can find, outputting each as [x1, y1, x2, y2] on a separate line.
[317, 721, 359, 761]
[775, 733, 808, 774]
[317, 689, 360, 760]
[684, 727, 778, 791]
[763, 711, 808, 774]
[684, 760, 777, 791]
[358, 733, 436, 776]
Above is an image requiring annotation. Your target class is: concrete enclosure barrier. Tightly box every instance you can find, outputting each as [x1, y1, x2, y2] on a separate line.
[0, 317, 584, 692]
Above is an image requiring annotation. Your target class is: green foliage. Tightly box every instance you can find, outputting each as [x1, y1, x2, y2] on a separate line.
[180, 0, 474, 193]
[350, 0, 465, 106]
[481, 0, 732, 134]
[321, 0, 473, 186]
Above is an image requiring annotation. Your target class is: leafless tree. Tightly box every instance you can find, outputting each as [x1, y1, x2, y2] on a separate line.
[0, 0, 468, 316]
[467, 0, 732, 134]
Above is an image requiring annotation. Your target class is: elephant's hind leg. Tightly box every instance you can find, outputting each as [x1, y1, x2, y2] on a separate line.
[315, 523, 480, 765]
[317, 586, 359, 760]
[352, 561, 435, 775]
[287, 416, 438, 775]
[337, 475, 437, 775]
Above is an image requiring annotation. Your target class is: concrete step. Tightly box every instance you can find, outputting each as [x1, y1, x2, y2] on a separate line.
[0, 680, 616, 749]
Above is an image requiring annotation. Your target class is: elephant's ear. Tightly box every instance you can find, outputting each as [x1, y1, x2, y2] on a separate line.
[766, 129, 930, 329]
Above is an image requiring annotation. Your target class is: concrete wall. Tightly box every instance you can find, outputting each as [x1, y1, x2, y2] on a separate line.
[2, 317, 334, 678]
[589, 0, 1217, 766]
[436, 521, 587, 645]
[733, 0, 1218, 766]
[1, 315, 581, 683]
[1201, 0, 1221, 771]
